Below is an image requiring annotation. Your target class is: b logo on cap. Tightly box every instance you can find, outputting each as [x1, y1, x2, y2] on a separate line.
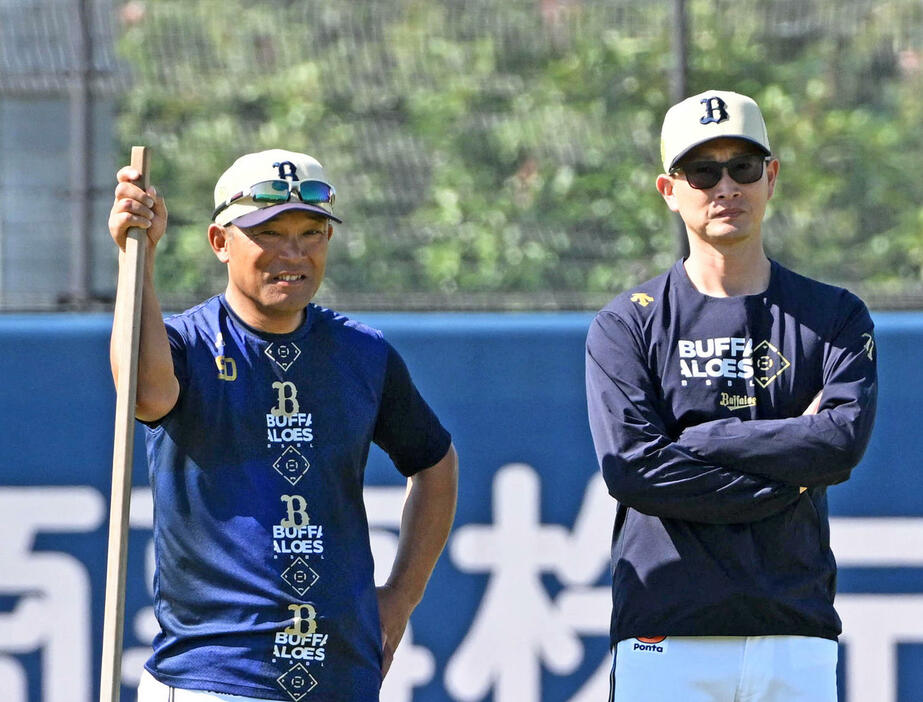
[274, 160, 298, 181]
[699, 96, 729, 125]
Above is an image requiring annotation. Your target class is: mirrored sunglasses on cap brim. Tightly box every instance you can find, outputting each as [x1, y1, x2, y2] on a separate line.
[213, 179, 336, 221]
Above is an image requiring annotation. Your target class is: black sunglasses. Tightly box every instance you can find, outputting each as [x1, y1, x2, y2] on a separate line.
[671, 154, 771, 190]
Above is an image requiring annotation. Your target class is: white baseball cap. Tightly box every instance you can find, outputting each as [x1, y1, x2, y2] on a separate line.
[212, 149, 342, 227]
[660, 90, 771, 172]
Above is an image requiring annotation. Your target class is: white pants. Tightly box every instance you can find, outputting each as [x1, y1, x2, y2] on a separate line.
[138, 669, 275, 702]
[610, 635, 838, 702]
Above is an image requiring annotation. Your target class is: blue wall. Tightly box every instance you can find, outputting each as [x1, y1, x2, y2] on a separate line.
[0, 312, 921, 702]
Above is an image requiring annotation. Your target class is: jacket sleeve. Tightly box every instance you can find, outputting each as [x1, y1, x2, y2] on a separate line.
[586, 312, 801, 524]
[678, 299, 878, 487]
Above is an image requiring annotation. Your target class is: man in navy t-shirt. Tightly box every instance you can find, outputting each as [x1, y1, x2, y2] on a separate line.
[108, 149, 458, 701]
[585, 92, 877, 701]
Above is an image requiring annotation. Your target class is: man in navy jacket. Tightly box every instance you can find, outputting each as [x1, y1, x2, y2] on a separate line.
[586, 91, 877, 701]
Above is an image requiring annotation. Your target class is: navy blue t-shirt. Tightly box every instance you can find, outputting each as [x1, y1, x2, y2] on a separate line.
[586, 260, 877, 645]
[143, 296, 451, 701]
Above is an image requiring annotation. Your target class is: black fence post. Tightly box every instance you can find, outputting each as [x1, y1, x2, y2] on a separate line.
[69, 0, 93, 307]
[671, 0, 690, 259]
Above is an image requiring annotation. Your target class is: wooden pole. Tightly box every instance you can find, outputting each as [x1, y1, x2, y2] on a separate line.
[100, 146, 149, 702]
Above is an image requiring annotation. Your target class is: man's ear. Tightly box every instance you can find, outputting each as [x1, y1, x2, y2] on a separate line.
[765, 157, 780, 200]
[326, 222, 334, 241]
[208, 223, 231, 263]
[656, 174, 680, 213]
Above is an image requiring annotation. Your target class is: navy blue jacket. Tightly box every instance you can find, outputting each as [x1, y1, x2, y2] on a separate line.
[586, 260, 877, 644]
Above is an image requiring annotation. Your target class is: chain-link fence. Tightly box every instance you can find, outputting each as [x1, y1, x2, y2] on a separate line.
[2, 0, 923, 311]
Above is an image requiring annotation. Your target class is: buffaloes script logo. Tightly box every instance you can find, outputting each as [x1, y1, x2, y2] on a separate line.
[274, 160, 298, 181]
[699, 96, 729, 125]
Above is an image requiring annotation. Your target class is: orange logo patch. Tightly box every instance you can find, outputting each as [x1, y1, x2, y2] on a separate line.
[636, 636, 666, 644]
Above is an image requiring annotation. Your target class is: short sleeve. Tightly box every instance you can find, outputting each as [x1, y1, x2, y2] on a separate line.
[140, 319, 188, 428]
[373, 343, 452, 477]
[165, 321, 190, 388]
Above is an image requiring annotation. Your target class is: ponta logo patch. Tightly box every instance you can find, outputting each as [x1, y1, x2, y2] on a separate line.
[633, 636, 667, 653]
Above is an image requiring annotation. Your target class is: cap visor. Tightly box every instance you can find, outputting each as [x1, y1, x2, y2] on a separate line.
[231, 202, 342, 228]
[669, 136, 770, 170]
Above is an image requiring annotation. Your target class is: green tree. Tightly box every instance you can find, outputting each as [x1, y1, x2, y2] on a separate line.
[114, 0, 923, 309]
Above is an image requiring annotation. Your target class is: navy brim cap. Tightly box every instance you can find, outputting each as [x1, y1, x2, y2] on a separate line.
[231, 202, 343, 228]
